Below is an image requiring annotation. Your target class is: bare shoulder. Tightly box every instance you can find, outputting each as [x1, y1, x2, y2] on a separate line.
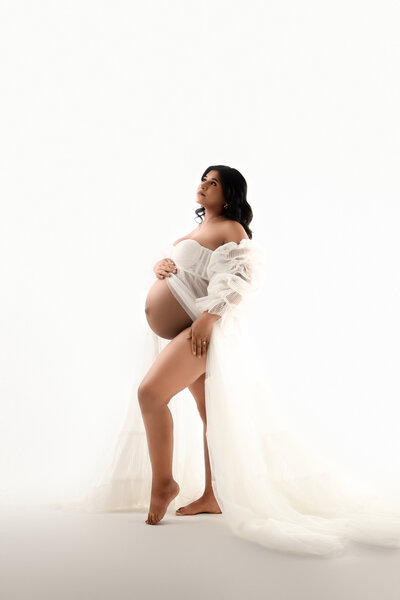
[221, 219, 249, 244]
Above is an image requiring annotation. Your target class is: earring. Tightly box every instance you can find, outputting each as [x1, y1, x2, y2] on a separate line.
[224, 203, 229, 209]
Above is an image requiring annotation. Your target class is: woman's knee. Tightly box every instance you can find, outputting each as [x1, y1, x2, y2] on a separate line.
[137, 380, 161, 412]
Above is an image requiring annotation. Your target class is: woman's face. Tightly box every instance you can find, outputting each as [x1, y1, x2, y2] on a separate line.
[196, 170, 225, 211]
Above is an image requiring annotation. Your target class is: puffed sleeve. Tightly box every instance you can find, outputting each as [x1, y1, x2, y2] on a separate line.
[194, 239, 266, 320]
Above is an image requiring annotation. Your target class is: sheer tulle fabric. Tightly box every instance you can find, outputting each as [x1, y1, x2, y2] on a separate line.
[194, 239, 264, 320]
[164, 238, 211, 321]
[51, 237, 400, 557]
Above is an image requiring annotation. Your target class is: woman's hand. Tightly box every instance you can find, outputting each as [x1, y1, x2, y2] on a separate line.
[153, 258, 177, 279]
[187, 311, 221, 358]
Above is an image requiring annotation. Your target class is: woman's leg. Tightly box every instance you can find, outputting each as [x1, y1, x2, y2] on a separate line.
[176, 372, 222, 516]
[137, 325, 207, 525]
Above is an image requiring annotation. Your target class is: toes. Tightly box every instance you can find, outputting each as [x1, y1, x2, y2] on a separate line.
[146, 512, 161, 525]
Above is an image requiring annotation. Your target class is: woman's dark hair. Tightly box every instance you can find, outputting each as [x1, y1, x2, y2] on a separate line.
[194, 165, 254, 239]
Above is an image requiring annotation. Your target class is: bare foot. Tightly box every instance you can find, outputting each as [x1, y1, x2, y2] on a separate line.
[145, 480, 180, 525]
[176, 493, 222, 516]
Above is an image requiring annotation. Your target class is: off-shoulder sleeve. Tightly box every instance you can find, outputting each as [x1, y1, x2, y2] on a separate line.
[194, 239, 265, 319]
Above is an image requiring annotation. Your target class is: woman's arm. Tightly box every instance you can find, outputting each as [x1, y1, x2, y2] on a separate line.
[194, 238, 264, 320]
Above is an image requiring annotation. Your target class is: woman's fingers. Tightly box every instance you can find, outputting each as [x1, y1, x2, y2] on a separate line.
[191, 334, 196, 355]
[164, 259, 176, 269]
[155, 259, 177, 278]
[187, 326, 209, 358]
[153, 259, 177, 279]
[190, 335, 207, 358]
[163, 263, 177, 274]
[189, 329, 200, 356]
[191, 333, 199, 357]
[158, 267, 177, 278]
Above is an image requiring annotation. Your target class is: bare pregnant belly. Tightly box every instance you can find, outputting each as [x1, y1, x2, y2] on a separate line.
[145, 278, 193, 340]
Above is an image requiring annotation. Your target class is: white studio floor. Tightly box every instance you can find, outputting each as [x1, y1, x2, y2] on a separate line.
[1, 504, 400, 600]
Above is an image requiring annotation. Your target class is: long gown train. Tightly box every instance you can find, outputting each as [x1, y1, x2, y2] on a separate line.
[50, 237, 400, 558]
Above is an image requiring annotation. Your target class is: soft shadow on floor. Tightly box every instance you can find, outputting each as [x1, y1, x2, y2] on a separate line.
[1, 506, 399, 600]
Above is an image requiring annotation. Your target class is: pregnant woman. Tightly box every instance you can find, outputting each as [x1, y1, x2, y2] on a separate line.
[57, 164, 400, 557]
[137, 164, 400, 554]
[140, 164, 253, 525]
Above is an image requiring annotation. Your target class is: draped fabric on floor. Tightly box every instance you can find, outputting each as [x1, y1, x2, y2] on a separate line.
[50, 239, 400, 557]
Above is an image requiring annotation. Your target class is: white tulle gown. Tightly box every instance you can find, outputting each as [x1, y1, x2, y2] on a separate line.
[51, 235, 400, 557]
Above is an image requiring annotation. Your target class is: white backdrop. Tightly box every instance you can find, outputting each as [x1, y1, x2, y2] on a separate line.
[1, 0, 399, 508]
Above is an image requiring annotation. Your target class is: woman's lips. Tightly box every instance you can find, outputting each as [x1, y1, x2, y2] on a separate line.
[197, 192, 205, 197]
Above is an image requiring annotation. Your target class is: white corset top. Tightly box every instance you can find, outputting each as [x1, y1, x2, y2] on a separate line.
[165, 238, 214, 321]
[164, 236, 263, 323]
[169, 239, 213, 278]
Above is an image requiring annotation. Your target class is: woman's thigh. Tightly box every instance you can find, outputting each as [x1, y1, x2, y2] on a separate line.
[139, 326, 207, 403]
